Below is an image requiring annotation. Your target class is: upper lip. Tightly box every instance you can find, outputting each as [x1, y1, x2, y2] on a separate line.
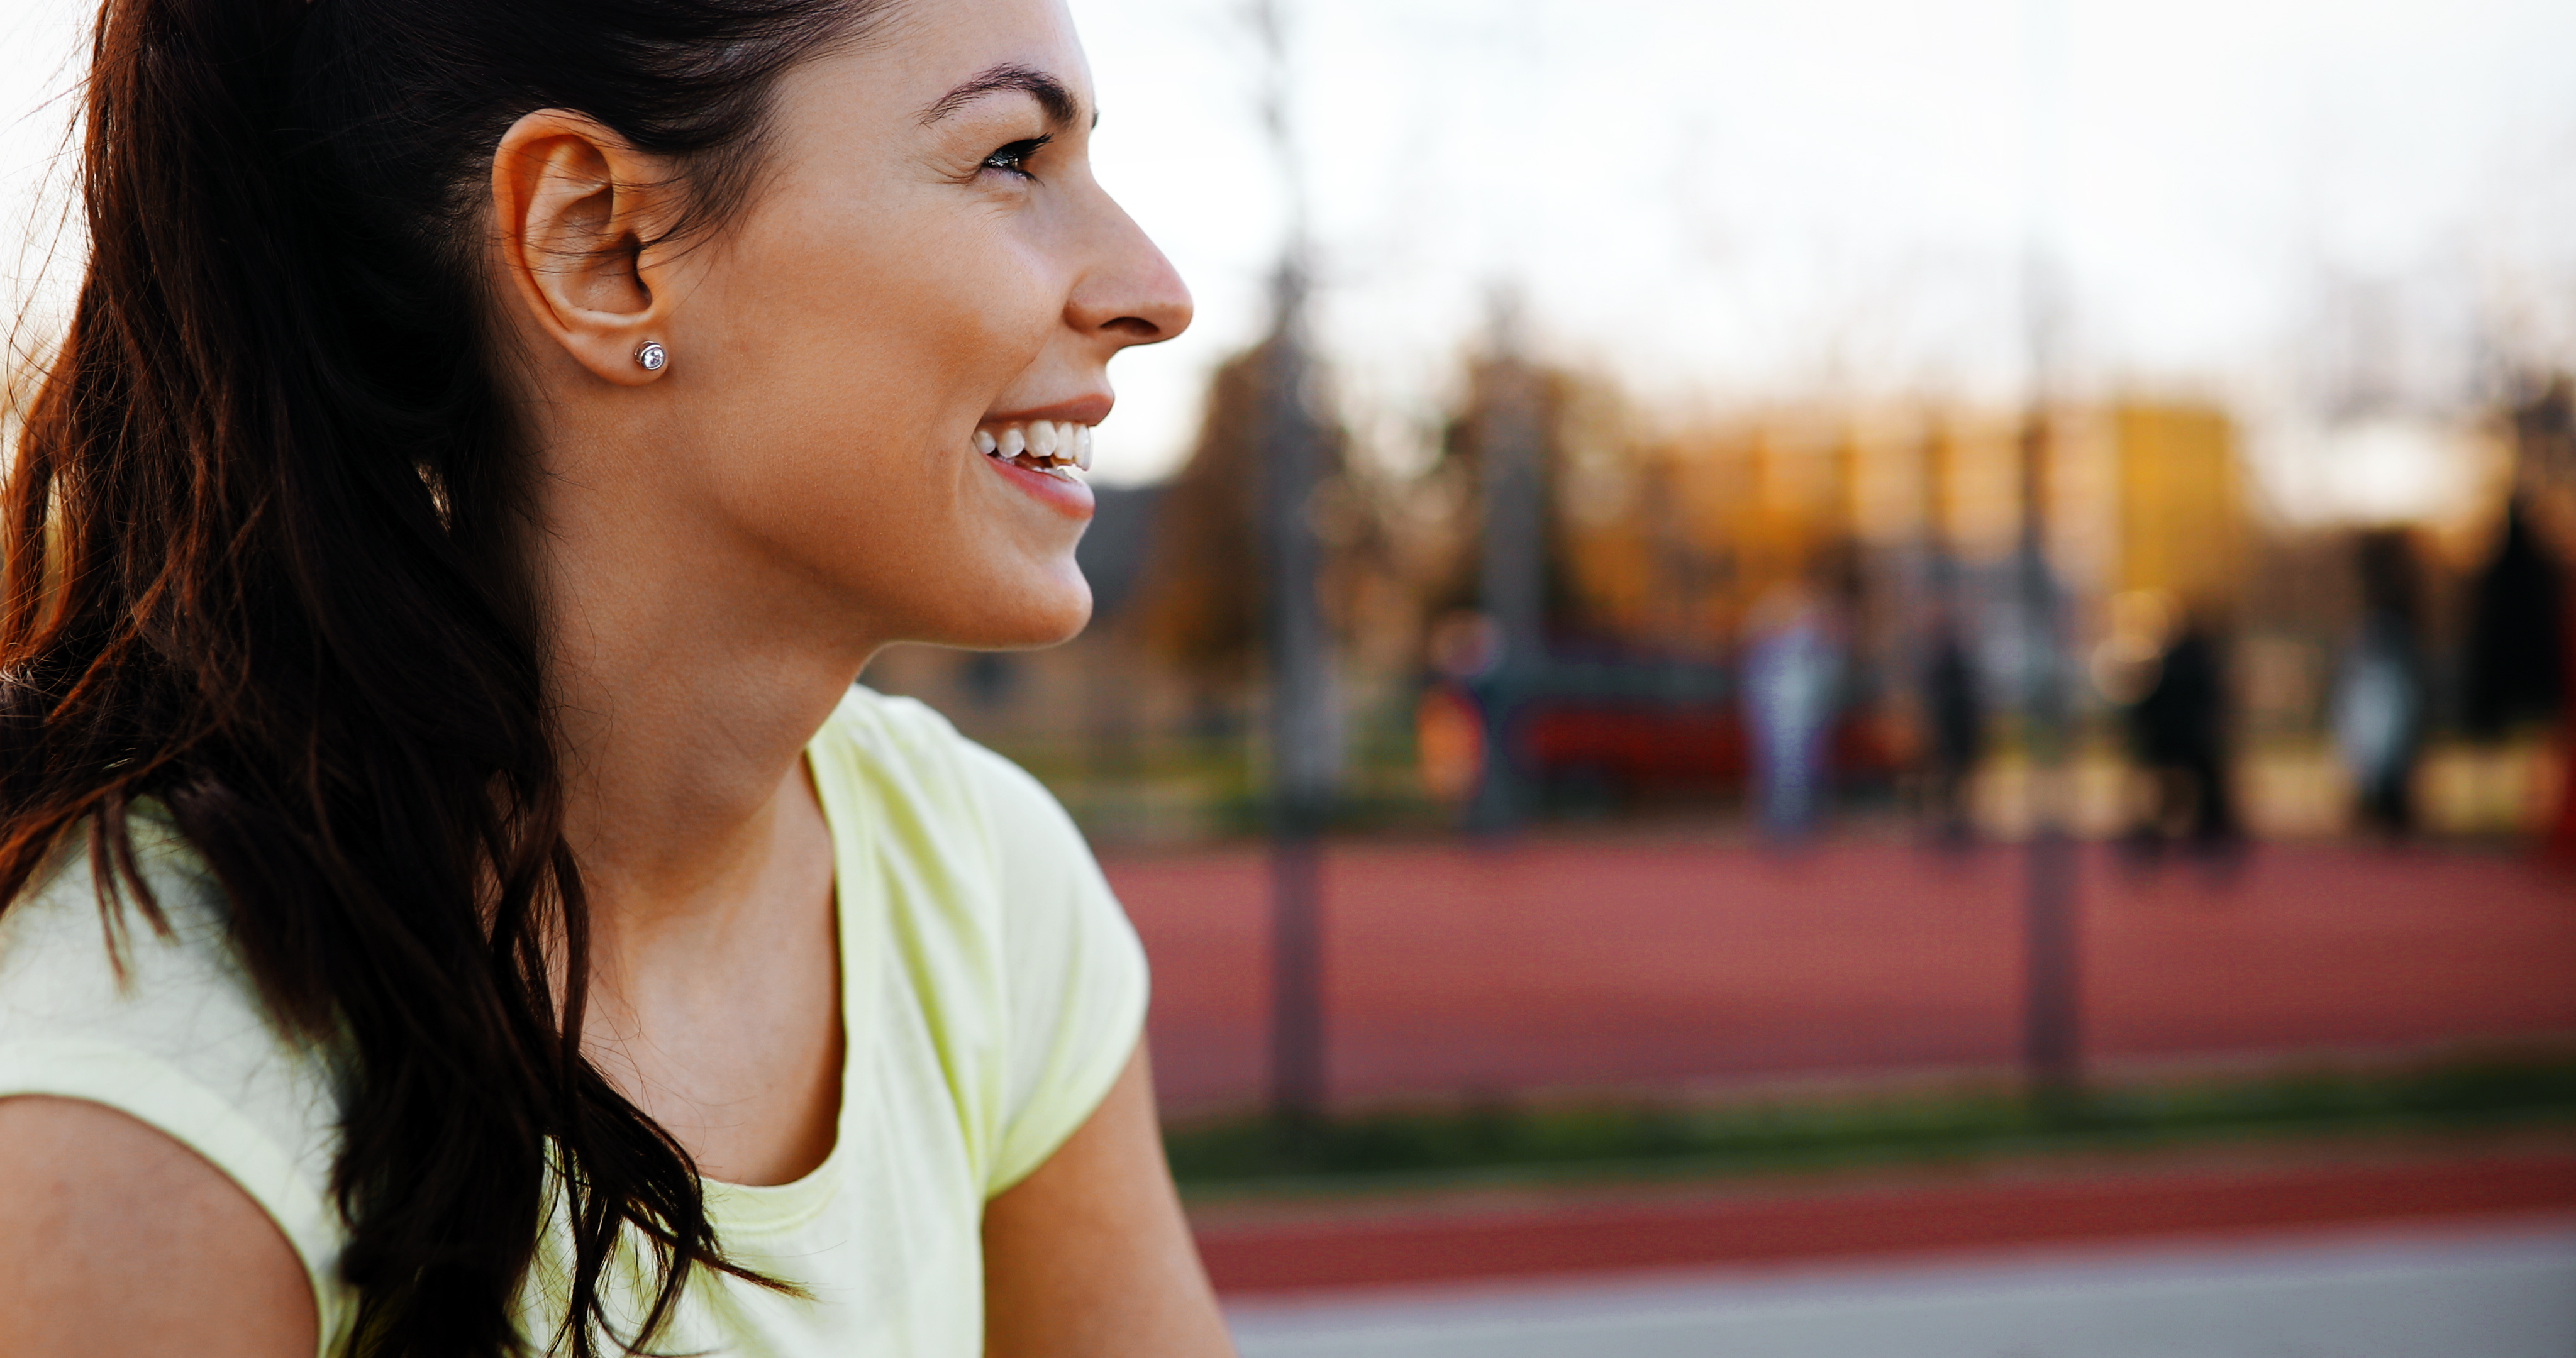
[979, 393, 1113, 427]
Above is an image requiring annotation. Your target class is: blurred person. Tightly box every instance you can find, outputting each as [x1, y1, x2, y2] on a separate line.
[1418, 611, 1501, 810]
[1741, 583, 1846, 841]
[2332, 531, 2428, 840]
[2463, 494, 2565, 852]
[1919, 612, 1985, 846]
[2123, 606, 2243, 861]
[2463, 494, 2563, 741]
[0, 2, 1230, 1357]
[2503, 380, 2576, 860]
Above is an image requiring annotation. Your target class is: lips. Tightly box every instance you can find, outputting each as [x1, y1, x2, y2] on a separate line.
[974, 419, 1092, 478]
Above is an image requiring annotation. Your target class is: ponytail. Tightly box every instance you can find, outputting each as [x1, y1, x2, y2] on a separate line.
[3, 0, 886, 1351]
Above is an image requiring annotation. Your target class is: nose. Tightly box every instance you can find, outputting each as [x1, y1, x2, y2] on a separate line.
[1064, 194, 1192, 350]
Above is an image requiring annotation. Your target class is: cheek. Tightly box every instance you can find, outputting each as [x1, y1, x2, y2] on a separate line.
[841, 213, 1058, 383]
[743, 219, 1059, 450]
[675, 205, 1082, 634]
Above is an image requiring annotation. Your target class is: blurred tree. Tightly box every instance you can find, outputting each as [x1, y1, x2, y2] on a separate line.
[1416, 353, 1609, 646]
[1131, 338, 1367, 685]
[2509, 375, 2575, 490]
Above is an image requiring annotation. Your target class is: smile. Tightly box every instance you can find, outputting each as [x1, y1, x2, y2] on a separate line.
[974, 419, 1092, 480]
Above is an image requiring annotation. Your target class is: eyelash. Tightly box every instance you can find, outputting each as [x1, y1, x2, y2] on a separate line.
[980, 135, 1052, 182]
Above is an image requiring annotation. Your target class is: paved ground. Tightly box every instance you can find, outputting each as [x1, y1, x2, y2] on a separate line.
[1223, 1220, 2576, 1358]
[1104, 836, 2576, 1116]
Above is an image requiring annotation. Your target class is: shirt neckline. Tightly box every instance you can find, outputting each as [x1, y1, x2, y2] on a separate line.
[696, 722, 877, 1235]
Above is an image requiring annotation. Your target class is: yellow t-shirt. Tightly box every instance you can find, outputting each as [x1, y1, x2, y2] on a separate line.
[0, 687, 1150, 1356]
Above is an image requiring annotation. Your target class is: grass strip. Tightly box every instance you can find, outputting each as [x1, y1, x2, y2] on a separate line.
[1164, 1052, 2576, 1196]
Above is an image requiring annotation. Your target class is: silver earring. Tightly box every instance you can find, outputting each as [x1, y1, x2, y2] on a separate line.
[635, 341, 667, 372]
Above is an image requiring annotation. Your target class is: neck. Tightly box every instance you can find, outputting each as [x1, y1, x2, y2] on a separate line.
[530, 456, 876, 963]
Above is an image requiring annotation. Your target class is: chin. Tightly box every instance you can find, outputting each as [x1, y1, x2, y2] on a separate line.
[1022, 590, 1093, 648]
[962, 573, 1092, 650]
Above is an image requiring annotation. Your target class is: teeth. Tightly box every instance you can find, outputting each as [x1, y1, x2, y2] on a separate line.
[972, 419, 1096, 472]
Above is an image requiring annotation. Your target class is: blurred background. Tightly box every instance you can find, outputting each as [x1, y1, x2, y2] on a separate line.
[11, 0, 2576, 1352]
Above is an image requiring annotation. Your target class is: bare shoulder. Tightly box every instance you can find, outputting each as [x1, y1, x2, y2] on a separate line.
[0, 1096, 316, 1357]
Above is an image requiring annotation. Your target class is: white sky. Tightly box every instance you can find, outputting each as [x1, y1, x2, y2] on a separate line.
[10, 0, 2576, 494]
[1077, 0, 2576, 493]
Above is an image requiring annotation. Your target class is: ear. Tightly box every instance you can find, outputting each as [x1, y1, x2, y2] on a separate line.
[489, 111, 689, 387]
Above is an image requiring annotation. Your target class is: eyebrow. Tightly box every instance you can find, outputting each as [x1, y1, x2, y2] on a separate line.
[918, 63, 1089, 130]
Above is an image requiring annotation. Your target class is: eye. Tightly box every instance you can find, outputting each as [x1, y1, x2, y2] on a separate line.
[980, 135, 1052, 181]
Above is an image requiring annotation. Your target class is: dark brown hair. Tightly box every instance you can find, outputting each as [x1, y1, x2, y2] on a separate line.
[1, 0, 886, 1351]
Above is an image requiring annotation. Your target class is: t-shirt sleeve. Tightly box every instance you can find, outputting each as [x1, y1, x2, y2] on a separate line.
[0, 837, 354, 1355]
[955, 742, 1150, 1198]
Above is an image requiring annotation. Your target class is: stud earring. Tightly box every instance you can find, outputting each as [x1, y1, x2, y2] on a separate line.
[635, 341, 667, 372]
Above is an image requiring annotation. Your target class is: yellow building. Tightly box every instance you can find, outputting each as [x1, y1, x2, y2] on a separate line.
[2109, 402, 2244, 608]
[1553, 398, 2248, 653]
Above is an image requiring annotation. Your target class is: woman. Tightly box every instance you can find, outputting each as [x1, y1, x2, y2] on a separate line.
[0, 0, 1230, 1352]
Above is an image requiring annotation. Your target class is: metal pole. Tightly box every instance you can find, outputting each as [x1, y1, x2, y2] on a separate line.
[1468, 300, 1545, 834]
[1266, 810, 1325, 1126]
[2019, 413, 2080, 1110]
[2019, 0, 2080, 1112]
[1258, 269, 1333, 1130]
[1250, 0, 1332, 1131]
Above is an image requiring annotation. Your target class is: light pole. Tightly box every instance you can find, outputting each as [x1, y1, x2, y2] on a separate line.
[1257, 263, 1332, 1131]
[2018, 0, 2080, 1113]
[1249, 0, 1333, 1133]
[1468, 298, 1546, 834]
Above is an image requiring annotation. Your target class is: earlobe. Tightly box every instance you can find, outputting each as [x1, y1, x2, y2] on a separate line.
[489, 110, 681, 387]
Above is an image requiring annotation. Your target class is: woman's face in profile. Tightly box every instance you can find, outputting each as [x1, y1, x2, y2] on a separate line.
[646, 0, 1191, 651]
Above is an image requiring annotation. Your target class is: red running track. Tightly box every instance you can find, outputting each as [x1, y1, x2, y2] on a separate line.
[1189, 1140, 2576, 1295]
[1104, 836, 2576, 1118]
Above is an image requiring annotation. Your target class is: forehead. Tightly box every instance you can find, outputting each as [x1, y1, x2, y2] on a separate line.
[847, 0, 1095, 121]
